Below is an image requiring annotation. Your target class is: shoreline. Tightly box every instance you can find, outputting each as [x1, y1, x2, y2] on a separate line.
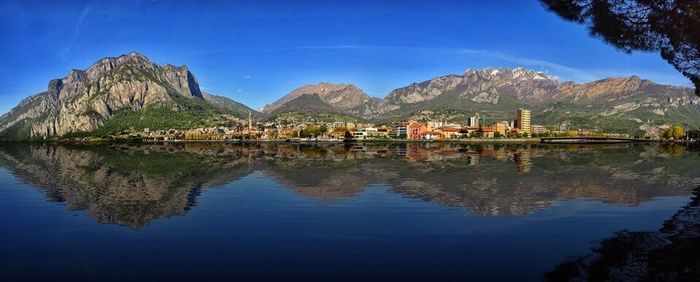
[1, 138, 679, 145]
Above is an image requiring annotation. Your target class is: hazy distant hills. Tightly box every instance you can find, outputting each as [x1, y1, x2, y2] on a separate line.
[1, 52, 699, 140]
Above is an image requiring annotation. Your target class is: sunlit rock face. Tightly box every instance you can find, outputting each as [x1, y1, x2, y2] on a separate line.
[0, 52, 213, 139]
[0, 143, 697, 227]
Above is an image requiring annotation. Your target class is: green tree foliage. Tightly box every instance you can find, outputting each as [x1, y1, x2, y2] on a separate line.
[299, 124, 327, 138]
[540, 0, 700, 95]
[662, 125, 686, 139]
[672, 125, 685, 139]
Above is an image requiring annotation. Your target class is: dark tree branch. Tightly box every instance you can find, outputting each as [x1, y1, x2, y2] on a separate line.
[540, 0, 700, 95]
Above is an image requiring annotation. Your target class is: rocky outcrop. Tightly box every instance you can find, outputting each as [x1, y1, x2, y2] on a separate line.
[0, 52, 241, 139]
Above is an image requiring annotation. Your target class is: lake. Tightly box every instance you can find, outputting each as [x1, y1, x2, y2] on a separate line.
[0, 142, 698, 281]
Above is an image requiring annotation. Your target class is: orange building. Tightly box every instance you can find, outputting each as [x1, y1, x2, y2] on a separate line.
[407, 122, 427, 139]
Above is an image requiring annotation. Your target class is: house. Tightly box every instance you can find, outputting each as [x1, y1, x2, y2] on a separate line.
[532, 125, 548, 134]
[481, 128, 496, 138]
[352, 127, 389, 140]
[438, 127, 462, 139]
[420, 131, 442, 140]
[407, 122, 427, 139]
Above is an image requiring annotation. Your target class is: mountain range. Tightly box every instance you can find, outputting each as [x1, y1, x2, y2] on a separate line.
[1, 52, 699, 140]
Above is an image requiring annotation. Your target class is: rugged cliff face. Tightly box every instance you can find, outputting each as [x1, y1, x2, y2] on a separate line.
[0, 52, 252, 140]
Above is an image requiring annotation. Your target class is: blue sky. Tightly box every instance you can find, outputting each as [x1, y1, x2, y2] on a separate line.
[0, 0, 690, 113]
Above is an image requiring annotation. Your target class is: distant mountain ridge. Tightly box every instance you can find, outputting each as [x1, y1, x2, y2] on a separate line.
[262, 82, 372, 113]
[348, 68, 700, 133]
[1, 52, 699, 140]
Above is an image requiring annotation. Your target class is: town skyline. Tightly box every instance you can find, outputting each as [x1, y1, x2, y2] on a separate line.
[1, 51, 697, 142]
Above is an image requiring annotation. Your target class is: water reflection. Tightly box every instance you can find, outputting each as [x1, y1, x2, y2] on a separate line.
[0, 142, 698, 227]
[546, 186, 700, 281]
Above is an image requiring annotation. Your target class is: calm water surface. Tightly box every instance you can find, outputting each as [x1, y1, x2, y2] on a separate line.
[0, 142, 698, 281]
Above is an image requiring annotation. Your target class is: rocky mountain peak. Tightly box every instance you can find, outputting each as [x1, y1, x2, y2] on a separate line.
[0, 52, 216, 139]
[464, 67, 558, 83]
[262, 82, 370, 113]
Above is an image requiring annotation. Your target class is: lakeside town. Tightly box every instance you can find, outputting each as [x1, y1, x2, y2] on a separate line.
[83, 107, 700, 143]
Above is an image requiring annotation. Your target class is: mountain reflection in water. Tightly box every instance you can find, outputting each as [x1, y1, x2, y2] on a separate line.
[546, 186, 700, 281]
[0, 142, 697, 228]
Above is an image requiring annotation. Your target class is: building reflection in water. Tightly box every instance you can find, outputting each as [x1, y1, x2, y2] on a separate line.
[0, 142, 697, 227]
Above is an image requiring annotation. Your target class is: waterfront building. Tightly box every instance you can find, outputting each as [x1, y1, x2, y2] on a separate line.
[532, 125, 548, 135]
[420, 131, 442, 140]
[517, 108, 531, 134]
[488, 122, 508, 135]
[481, 128, 496, 138]
[392, 122, 408, 138]
[438, 127, 462, 139]
[352, 127, 389, 140]
[467, 113, 480, 128]
[407, 122, 427, 140]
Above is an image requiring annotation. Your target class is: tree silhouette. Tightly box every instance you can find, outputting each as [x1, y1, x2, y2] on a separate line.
[540, 0, 700, 95]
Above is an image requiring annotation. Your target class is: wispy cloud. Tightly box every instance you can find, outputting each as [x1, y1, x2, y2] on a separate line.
[186, 44, 684, 85]
[60, 2, 92, 59]
[220, 44, 598, 81]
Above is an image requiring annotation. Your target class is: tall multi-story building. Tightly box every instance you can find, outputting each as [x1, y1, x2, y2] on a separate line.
[517, 108, 531, 134]
[467, 113, 480, 128]
[248, 110, 253, 131]
[392, 122, 408, 138]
